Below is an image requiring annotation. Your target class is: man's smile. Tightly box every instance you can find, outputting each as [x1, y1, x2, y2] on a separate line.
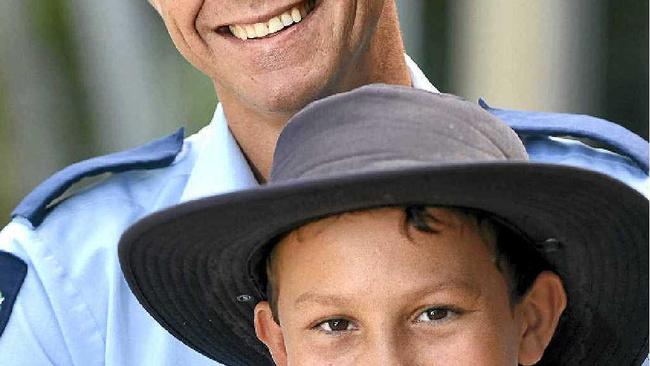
[179, 0, 405, 127]
[218, 0, 318, 41]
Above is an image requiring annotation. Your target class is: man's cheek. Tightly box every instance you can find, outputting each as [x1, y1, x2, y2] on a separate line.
[162, 1, 217, 74]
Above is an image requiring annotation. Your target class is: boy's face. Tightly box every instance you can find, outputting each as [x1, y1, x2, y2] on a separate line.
[254, 207, 565, 365]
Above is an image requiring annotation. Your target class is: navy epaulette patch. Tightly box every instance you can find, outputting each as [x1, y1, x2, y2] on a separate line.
[11, 128, 185, 227]
[0, 251, 27, 337]
[480, 99, 649, 173]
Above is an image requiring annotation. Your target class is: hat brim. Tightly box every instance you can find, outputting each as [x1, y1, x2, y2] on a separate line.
[119, 162, 648, 366]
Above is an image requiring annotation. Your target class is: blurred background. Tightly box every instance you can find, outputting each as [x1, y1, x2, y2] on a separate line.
[0, 0, 647, 223]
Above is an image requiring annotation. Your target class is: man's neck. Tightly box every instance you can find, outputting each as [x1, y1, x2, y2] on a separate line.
[219, 2, 411, 182]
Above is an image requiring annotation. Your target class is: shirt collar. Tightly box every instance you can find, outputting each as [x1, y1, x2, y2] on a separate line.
[179, 103, 258, 202]
[405, 53, 439, 93]
[179, 54, 437, 202]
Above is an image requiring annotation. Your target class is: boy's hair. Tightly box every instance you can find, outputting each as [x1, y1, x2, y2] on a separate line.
[264, 206, 554, 324]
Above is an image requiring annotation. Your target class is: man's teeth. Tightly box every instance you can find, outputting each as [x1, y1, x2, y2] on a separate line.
[280, 13, 293, 26]
[228, 2, 313, 40]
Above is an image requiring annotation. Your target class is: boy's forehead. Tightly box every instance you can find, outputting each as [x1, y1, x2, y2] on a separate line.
[271, 206, 508, 309]
[280, 207, 475, 245]
[271, 207, 492, 279]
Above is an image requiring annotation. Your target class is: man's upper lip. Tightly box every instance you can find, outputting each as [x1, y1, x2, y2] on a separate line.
[217, 1, 305, 27]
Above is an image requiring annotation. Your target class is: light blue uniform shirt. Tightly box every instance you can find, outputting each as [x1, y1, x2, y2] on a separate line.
[0, 57, 647, 366]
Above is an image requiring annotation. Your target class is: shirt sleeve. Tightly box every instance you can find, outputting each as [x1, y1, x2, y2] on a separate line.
[0, 220, 105, 366]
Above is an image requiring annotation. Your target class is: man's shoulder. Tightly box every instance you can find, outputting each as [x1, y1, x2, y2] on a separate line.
[0, 127, 200, 342]
[480, 99, 649, 195]
[2, 128, 199, 252]
[12, 128, 192, 229]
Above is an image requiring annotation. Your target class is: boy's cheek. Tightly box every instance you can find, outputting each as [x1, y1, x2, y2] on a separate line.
[285, 333, 361, 366]
[281, 324, 520, 366]
[425, 328, 520, 365]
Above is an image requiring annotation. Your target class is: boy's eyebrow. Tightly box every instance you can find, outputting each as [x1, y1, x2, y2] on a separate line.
[293, 293, 356, 309]
[293, 280, 481, 309]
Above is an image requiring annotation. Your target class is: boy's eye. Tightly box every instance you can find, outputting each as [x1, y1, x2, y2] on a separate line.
[416, 307, 454, 323]
[316, 319, 355, 333]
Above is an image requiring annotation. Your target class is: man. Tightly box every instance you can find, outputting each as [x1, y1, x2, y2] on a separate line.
[119, 85, 648, 365]
[0, 1, 647, 365]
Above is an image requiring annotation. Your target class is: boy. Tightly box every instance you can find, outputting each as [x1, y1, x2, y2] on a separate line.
[119, 85, 648, 365]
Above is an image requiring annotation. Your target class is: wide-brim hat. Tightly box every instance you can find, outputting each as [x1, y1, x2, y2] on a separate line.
[119, 84, 648, 365]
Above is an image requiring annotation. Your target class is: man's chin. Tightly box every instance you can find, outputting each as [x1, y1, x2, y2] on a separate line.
[240, 81, 333, 118]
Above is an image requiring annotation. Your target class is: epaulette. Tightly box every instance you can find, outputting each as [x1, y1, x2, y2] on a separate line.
[0, 251, 27, 337]
[12, 128, 185, 227]
[480, 100, 649, 173]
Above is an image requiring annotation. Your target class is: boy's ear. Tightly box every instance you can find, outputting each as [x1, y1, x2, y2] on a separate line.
[254, 301, 288, 366]
[517, 271, 567, 365]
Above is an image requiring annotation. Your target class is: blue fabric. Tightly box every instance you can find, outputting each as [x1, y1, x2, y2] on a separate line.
[11, 128, 185, 227]
[0, 117, 236, 366]
[480, 99, 649, 173]
[0, 251, 27, 337]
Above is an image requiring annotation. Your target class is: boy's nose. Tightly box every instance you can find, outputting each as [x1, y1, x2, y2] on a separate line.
[359, 331, 417, 366]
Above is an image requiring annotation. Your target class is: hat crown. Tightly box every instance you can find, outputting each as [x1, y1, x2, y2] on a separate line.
[271, 84, 528, 182]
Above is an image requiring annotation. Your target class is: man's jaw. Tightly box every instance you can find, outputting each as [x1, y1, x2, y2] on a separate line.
[220, 0, 317, 40]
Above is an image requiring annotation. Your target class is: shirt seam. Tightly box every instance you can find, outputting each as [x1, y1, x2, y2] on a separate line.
[526, 135, 644, 171]
[29, 228, 106, 366]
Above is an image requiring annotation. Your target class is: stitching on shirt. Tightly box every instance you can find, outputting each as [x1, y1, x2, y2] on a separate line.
[30, 229, 107, 357]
